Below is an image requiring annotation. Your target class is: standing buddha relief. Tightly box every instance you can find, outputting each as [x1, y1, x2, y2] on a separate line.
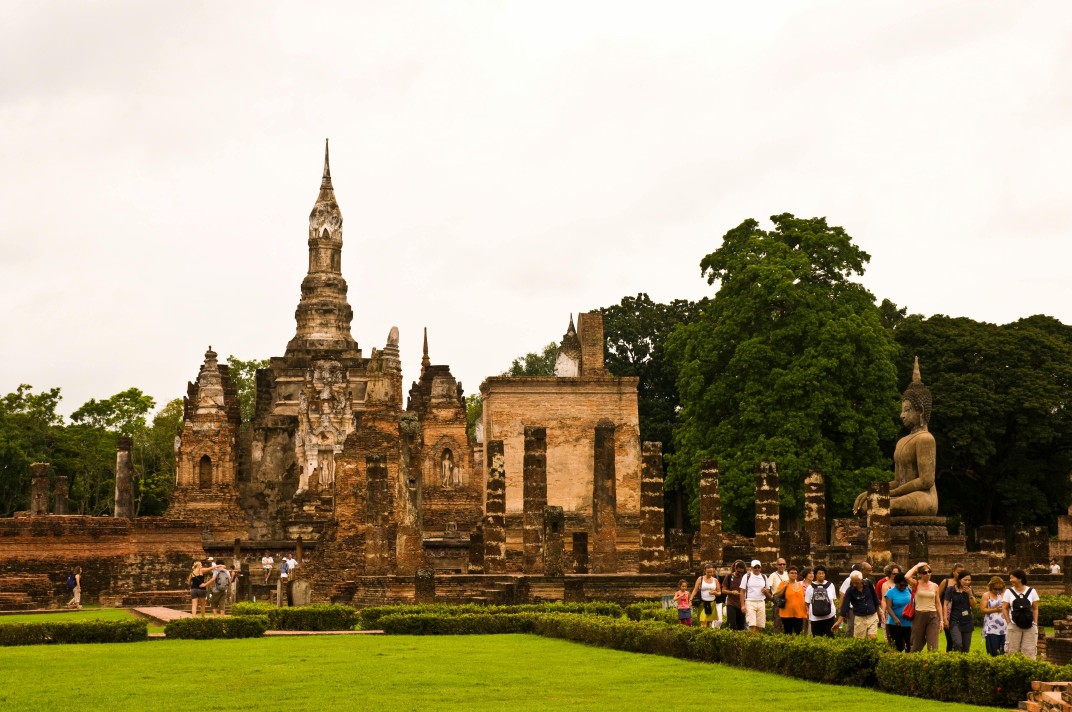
[295, 359, 356, 493]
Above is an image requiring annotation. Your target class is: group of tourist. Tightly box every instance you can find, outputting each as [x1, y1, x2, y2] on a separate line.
[674, 559, 1042, 659]
[186, 553, 299, 615]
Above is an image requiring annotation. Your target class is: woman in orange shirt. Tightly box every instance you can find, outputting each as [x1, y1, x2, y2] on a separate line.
[776, 565, 808, 635]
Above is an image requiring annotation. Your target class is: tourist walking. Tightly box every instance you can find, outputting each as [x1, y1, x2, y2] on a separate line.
[723, 560, 747, 631]
[937, 562, 964, 651]
[981, 576, 1007, 656]
[673, 580, 693, 626]
[690, 563, 722, 628]
[799, 567, 814, 635]
[805, 565, 837, 637]
[876, 563, 901, 641]
[65, 566, 82, 609]
[833, 571, 880, 639]
[189, 561, 208, 616]
[743, 559, 770, 633]
[207, 562, 231, 617]
[768, 558, 790, 634]
[906, 562, 943, 652]
[883, 573, 913, 652]
[943, 570, 977, 652]
[1003, 569, 1039, 659]
[775, 565, 807, 635]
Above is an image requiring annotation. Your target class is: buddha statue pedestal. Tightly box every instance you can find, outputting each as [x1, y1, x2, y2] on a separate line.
[889, 516, 989, 573]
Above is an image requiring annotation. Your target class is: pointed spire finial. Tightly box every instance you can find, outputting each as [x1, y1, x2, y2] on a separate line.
[321, 138, 332, 189]
[421, 327, 431, 376]
[912, 355, 921, 383]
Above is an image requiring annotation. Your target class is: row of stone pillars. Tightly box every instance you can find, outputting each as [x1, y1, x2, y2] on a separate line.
[27, 438, 136, 519]
[692, 462, 893, 567]
[481, 427, 667, 575]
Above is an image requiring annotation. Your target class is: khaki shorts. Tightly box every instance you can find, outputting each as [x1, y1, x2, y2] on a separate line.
[208, 589, 227, 610]
[745, 599, 766, 628]
[854, 612, 879, 638]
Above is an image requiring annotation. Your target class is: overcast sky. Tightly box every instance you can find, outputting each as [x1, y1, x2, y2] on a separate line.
[2, 1, 1070, 418]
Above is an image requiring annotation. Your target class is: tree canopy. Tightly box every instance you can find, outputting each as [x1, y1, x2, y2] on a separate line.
[502, 342, 558, 377]
[892, 313, 1072, 530]
[666, 214, 900, 533]
[598, 293, 708, 454]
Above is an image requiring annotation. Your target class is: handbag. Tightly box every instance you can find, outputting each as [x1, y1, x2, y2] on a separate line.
[901, 585, 917, 621]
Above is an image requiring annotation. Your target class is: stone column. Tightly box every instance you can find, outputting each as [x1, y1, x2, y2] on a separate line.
[114, 437, 135, 519]
[1016, 527, 1050, 570]
[30, 462, 50, 516]
[803, 470, 827, 547]
[866, 481, 892, 567]
[415, 568, 436, 604]
[522, 427, 547, 574]
[365, 454, 391, 574]
[699, 459, 723, 566]
[53, 475, 69, 515]
[482, 440, 507, 574]
[666, 529, 690, 574]
[977, 525, 1006, 571]
[468, 525, 485, 574]
[543, 506, 565, 576]
[639, 442, 666, 573]
[572, 532, 589, 574]
[591, 423, 618, 573]
[753, 462, 780, 564]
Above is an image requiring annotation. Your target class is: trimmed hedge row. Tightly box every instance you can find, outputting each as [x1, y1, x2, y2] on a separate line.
[230, 603, 358, 631]
[0, 620, 148, 646]
[534, 615, 884, 686]
[378, 613, 538, 635]
[164, 615, 269, 639]
[876, 650, 1072, 709]
[1039, 595, 1072, 627]
[357, 602, 621, 630]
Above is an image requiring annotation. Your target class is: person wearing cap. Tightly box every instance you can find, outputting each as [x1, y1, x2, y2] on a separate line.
[742, 559, 771, 633]
[767, 557, 790, 634]
[832, 570, 881, 639]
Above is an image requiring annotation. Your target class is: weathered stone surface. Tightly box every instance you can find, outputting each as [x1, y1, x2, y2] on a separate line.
[483, 440, 507, 573]
[543, 506, 565, 576]
[639, 442, 666, 573]
[522, 427, 547, 574]
[572, 532, 589, 574]
[30, 463, 49, 516]
[666, 529, 691, 574]
[866, 481, 892, 567]
[699, 459, 722, 566]
[804, 470, 827, 548]
[754, 462, 780, 563]
[414, 568, 435, 603]
[591, 423, 618, 573]
[114, 437, 134, 519]
[52, 475, 69, 515]
[1017, 526, 1050, 570]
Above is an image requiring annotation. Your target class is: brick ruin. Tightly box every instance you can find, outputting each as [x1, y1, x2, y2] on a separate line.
[5, 143, 1070, 611]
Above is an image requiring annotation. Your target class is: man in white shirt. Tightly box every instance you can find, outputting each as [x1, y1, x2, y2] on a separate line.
[743, 559, 770, 633]
[767, 558, 790, 634]
[262, 554, 274, 584]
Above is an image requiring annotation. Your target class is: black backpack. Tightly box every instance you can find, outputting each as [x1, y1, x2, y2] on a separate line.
[810, 582, 832, 617]
[1010, 587, 1035, 629]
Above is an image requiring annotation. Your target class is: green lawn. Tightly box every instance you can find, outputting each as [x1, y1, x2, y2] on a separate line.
[4, 634, 998, 711]
[0, 607, 165, 632]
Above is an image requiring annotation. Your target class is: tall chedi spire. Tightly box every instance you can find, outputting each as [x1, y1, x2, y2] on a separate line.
[286, 139, 360, 360]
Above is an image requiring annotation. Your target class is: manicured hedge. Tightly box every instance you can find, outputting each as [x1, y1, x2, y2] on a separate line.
[357, 602, 621, 630]
[231, 603, 358, 631]
[1039, 595, 1072, 627]
[378, 613, 538, 635]
[0, 620, 148, 646]
[876, 650, 1072, 709]
[164, 615, 269, 639]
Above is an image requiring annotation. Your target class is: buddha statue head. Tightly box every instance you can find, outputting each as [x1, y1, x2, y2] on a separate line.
[901, 356, 932, 428]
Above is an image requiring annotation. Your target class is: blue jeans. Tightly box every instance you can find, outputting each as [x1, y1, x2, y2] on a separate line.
[985, 633, 1006, 656]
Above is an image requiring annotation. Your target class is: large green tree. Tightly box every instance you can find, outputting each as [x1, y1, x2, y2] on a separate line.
[225, 356, 270, 422]
[598, 293, 708, 454]
[892, 313, 1072, 529]
[0, 385, 63, 515]
[666, 214, 900, 533]
[503, 343, 558, 377]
